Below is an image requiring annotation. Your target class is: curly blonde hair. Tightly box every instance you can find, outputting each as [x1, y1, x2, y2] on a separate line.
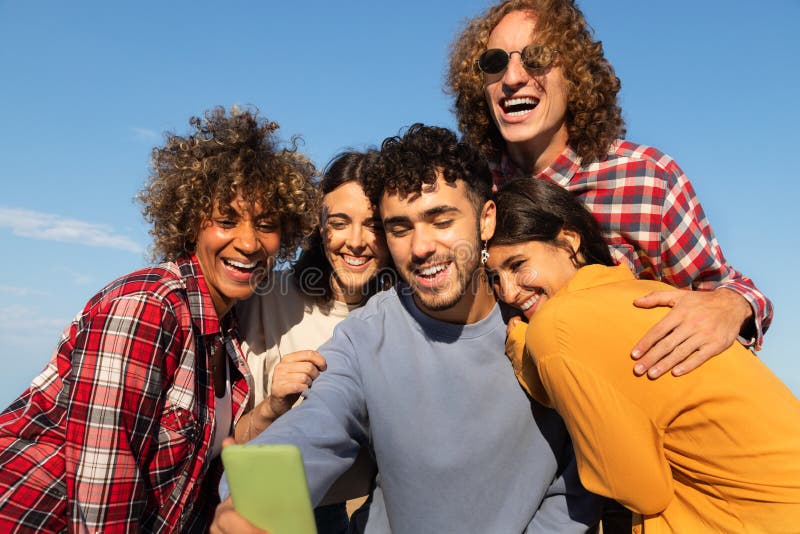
[138, 107, 319, 262]
[447, 0, 625, 164]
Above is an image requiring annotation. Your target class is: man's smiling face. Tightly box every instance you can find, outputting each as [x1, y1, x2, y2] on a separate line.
[381, 173, 490, 321]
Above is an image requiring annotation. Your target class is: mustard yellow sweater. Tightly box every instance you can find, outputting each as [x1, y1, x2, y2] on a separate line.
[508, 264, 800, 533]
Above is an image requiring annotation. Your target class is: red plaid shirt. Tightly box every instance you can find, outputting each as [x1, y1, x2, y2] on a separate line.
[492, 140, 772, 349]
[0, 255, 251, 533]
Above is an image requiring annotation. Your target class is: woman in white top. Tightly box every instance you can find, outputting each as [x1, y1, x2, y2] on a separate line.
[234, 150, 393, 533]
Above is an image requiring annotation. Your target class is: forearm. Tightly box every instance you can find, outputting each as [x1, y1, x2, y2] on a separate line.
[660, 168, 773, 347]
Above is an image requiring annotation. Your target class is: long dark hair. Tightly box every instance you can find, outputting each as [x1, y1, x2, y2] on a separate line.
[491, 178, 614, 267]
[293, 150, 396, 302]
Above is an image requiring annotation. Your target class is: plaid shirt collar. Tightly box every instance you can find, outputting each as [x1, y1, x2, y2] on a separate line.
[493, 144, 586, 190]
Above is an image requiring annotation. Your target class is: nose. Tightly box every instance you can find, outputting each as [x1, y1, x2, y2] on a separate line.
[496, 272, 521, 305]
[502, 52, 529, 88]
[410, 227, 436, 262]
[346, 223, 366, 252]
[234, 222, 259, 255]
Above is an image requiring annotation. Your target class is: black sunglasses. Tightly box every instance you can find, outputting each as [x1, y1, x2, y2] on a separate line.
[476, 44, 557, 75]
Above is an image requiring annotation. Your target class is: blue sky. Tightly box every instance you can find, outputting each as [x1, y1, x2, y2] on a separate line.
[0, 0, 798, 408]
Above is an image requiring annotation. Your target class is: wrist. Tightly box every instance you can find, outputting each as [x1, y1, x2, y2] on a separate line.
[716, 287, 753, 320]
[717, 287, 756, 338]
[252, 399, 277, 433]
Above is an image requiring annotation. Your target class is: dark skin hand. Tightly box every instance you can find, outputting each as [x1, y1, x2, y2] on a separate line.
[631, 287, 752, 378]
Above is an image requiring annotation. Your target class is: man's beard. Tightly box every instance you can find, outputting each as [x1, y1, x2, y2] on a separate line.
[404, 231, 483, 313]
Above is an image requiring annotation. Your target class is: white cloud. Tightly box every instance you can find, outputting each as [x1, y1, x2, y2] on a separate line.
[0, 207, 143, 254]
[0, 285, 46, 297]
[131, 127, 159, 141]
[53, 266, 94, 286]
[0, 304, 67, 335]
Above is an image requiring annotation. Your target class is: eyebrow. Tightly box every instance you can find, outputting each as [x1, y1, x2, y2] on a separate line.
[382, 205, 461, 226]
[501, 254, 524, 269]
[215, 205, 239, 217]
[325, 212, 352, 221]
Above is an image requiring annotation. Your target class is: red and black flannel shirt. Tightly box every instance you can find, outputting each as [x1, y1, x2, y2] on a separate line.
[0, 255, 251, 533]
[492, 140, 773, 349]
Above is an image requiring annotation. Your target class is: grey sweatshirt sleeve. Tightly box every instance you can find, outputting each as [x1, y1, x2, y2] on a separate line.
[220, 323, 370, 505]
[527, 438, 603, 533]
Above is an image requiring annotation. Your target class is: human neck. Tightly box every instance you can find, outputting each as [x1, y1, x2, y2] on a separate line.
[208, 287, 232, 319]
[330, 278, 365, 306]
[506, 125, 569, 175]
[413, 271, 496, 325]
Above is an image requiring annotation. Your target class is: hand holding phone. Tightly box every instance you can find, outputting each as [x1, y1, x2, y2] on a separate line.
[221, 444, 317, 534]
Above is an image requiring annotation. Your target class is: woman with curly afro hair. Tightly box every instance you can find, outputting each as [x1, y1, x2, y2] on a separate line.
[0, 107, 319, 533]
[448, 1, 771, 388]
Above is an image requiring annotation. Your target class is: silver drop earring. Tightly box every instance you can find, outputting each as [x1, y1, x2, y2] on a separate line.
[481, 241, 489, 265]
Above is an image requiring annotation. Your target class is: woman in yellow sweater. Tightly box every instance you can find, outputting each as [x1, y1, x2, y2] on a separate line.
[488, 178, 800, 532]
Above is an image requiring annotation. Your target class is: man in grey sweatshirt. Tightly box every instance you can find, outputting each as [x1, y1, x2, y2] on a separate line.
[213, 125, 600, 533]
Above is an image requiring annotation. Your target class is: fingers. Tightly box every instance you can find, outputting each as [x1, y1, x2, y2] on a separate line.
[634, 330, 695, 378]
[631, 313, 682, 365]
[210, 497, 268, 534]
[670, 348, 718, 376]
[281, 350, 327, 371]
[505, 318, 528, 364]
[632, 289, 686, 310]
[636, 334, 723, 379]
[274, 361, 323, 382]
[271, 351, 328, 399]
[271, 376, 314, 397]
[631, 289, 741, 378]
[506, 315, 523, 336]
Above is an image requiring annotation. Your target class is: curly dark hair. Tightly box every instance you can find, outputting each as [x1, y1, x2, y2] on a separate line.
[447, 0, 625, 164]
[364, 124, 492, 214]
[491, 178, 614, 267]
[293, 150, 396, 302]
[138, 107, 319, 262]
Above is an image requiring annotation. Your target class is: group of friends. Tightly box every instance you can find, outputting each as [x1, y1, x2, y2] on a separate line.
[1, 0, 799, 532]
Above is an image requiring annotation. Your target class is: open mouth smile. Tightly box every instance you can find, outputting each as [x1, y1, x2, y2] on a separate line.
[501, 96, 539, 117]
[413, 261, 453, 289]
[517, 288, 545, 317]
[340, 254, 374, 271]
[221, 257, 264, 282]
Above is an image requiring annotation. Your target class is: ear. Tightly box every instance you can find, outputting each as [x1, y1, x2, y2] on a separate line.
[559, 228, 582, 257]
[479, 200, 496, 242]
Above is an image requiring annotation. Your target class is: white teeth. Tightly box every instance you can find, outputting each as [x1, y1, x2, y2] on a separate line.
[520, 293, 540, 311]
[503, 97, 539, 116]
[419, 264, 447, 277]
[226, 259, 258, 269]
[343, 255, 369, 266]
[505, 97, 537, 107]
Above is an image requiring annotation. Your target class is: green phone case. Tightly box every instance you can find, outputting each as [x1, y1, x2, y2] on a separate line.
[221, 444, 318, 534]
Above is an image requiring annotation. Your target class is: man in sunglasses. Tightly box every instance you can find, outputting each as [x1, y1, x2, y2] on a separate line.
[447, 0, 772, 378]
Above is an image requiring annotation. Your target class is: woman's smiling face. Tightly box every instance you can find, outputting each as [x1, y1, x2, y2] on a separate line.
[322, 181, 389, 304]
[195, 194, 281, 317]
[487, 234, 579, 319]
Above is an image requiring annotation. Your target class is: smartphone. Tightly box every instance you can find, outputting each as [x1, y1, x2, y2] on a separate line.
[221, 444, 318, 534]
